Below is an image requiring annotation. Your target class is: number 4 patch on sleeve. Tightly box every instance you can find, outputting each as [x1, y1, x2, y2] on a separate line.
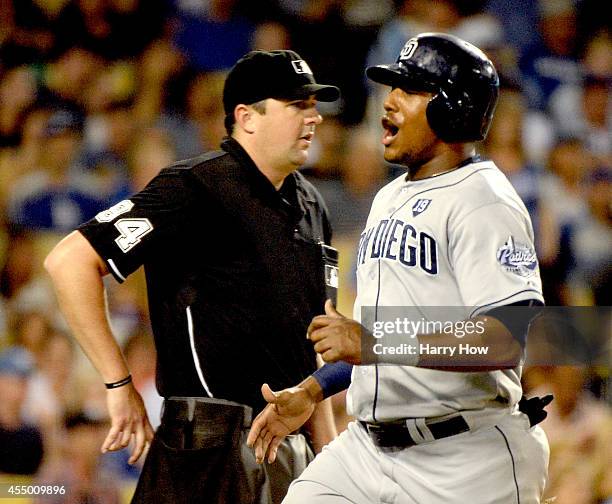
[114, 218, 153, 252]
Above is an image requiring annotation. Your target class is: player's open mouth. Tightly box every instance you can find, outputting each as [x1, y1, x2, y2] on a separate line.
[299, 131, 314, 144]
[382, 117, 399, 145]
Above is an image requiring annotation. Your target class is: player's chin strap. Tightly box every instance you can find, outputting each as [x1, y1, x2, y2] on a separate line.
[518, 394, 554, 426]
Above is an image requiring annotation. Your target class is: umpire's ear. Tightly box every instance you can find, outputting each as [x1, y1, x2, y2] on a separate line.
[234, 103, 257, 134]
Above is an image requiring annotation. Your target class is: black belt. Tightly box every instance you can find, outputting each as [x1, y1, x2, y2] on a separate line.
[360, 415, 470, 449]
[163, 396, 252, 427]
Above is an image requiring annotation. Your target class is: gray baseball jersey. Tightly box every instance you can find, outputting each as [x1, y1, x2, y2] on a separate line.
[347, 158, 544, 422]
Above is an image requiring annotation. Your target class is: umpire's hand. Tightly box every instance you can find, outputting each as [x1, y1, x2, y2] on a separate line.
[102, 383, 155, 464]
[308, 300, 363, 364]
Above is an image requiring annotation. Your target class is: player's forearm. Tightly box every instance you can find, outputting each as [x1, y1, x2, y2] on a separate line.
[297, 375, 325, 403]
[419, 316, 521, 370]
[304, 398, 337, 453]
[370, 316, 521, 371]
[44, 232, 129, 383]
[416, 316, 521, 371]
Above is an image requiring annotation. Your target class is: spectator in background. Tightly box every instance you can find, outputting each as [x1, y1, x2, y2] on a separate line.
[11, 310, 52, 361]
[23, 331, 77, 436]
[543, 29, 612, 166]
[581, 30, 612, 80]
[128, 127, 176, 192]
[252, 21, 291, 51]
[485, 0, 539, 56]
[172, 0, 255, 72]
[36, 46, 99, 118]
[519, 0, 582, 112]
[531, 366, 612, 504]
[0, 107, 49, 217]
[132, 39, 185, 127]
[79, 99, 135, 203]
[0, 225, 56, 322]
[184, 71, 232, 151]
[540, 138, 603, 303]
[0, 300, 6, 349]
[300, 116, 346, 185]
[157, 71, 227, 158]
[53, 0, 167, 62]
[0, 346, 44, 475]
[563, 168, 612, 305]
[20, 328, 78, 469]
[8, 110, 106, 232]
[35, 412, 119, 504]
[0, 228, 36, 303]
[0, 0, 66, 66]
[81, 61, 136, 116]
[551, 73, 611, 165]
[0, 65, 37, 149]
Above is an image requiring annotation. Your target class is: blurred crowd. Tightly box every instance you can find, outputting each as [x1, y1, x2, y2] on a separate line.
[0, 0, 609, 502]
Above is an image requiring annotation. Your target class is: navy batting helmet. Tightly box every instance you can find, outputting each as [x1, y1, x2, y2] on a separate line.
[366, 33, 499, 143]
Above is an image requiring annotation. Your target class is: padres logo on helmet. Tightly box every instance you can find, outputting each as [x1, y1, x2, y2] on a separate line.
[367, 33, 499, 143]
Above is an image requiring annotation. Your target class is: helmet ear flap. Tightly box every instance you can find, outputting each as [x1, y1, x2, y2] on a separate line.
[426, 89, 474, 143]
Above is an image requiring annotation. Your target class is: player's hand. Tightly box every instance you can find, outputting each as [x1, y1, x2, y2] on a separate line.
[247, 383, 316, 464]
[102, 383, 155, 464]
[307, 300, 363, 364]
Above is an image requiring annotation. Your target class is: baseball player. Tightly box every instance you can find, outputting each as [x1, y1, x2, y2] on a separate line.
[44, 50, 340, 503]
[248, 33, 551, 503]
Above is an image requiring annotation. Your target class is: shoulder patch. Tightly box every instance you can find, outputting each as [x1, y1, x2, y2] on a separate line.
[496, 236, 538, 277]
[95, 200, 134, 223]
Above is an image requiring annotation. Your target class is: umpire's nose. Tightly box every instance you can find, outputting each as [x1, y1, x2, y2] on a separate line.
[303, 96, 323, 126]
[305, 107, 323, 126]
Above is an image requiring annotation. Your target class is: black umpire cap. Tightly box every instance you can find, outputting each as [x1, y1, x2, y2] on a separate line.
[223, 50, 340, 116]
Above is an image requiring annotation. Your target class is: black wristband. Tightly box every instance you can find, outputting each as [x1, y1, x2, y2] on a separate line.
[105, 374, 132, 389]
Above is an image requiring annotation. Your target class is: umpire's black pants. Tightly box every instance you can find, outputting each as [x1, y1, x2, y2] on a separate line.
[131, 397, 314, 504]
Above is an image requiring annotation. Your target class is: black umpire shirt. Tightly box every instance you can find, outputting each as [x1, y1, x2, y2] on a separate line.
[79, 137, 332, 413]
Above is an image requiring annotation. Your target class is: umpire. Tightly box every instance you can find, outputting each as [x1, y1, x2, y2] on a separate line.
[44, 50, 340, 503]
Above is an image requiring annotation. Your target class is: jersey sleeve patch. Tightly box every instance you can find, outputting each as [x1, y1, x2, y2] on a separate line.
[114, 218, 154, 253]
[496, 235, 538, 277]
[95, 200, 134, 223]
